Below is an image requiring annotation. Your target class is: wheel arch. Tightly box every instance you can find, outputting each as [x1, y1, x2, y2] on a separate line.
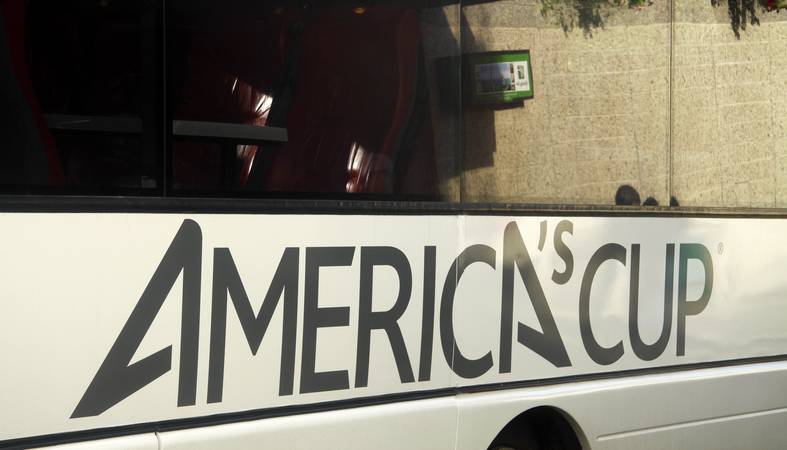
[487, 405, 589, 450]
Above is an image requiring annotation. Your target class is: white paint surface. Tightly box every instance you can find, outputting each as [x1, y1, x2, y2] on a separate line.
[2, 214, 786, 445]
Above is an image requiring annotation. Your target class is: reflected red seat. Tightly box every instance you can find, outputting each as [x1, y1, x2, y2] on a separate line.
[263, 6, 436, 195]
[172, 6, 295, 188]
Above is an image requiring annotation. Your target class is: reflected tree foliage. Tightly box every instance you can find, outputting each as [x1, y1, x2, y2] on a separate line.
[539, 0, 648, 33]
[712, 0, 769, 38]
[540, 0, 778, 37]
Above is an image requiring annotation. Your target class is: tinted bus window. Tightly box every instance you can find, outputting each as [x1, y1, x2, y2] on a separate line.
[20, 0, 161, 193]
[3, 0, 785, 206]
[1, 0, 461, 199]
[671, 4, 787, 208]
[165, 0, 462, 199]
[459, 1, 671, 206]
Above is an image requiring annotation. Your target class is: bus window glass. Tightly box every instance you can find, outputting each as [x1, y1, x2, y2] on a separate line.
[15, 0, 162, 193]
[166, 0, 462, 200]
[4, 0, 785, 207]
[458, 1, 671, 206]
[671, 2, 787, 208]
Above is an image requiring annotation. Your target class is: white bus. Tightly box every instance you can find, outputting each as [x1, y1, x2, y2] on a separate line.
[1, 0, 787, 449]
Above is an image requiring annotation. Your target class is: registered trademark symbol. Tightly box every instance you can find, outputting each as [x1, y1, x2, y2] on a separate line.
[718, 242, 724, 255]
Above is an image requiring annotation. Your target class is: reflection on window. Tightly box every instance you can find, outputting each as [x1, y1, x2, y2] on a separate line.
[167, 2, 442, 197]
[4, 0, 783, 207]
[28, 0, 160, 191]
[0, 0, 454, 198]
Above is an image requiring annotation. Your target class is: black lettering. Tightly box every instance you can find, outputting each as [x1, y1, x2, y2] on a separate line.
[355, 247, 415, 387]
[501, 222, 571, 373]
[551, 220, 574, 285]
[538, 220, 547, 251]
[418, 246, 437, 382]
[677, 244, 713, 356]
[580, 243, 626, 366]
[440, 245, 496, 379]
[629, 244, 674, 361]
[208, 247, 299, 403]
[300, 247, 354, 393]
[72, 220, 202, 418]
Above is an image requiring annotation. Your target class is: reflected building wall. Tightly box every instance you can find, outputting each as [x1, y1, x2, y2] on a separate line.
[459, 0, 670, 205]
[453, 0, 787, 207]
[672, 1, 787, 208]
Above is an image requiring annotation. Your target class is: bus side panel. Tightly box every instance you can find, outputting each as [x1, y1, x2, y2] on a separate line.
[32, 433, 158, 450]
[455, 361, 787, 450]
[457, 216, 787, 388]
[156, 397, 457, 450]
[4, 213, 787, 445]
[0, 213, 461, 442]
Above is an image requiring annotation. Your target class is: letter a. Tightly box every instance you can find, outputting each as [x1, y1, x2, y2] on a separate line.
[71, 220, 202, 418]
[501, 222, 571, 372]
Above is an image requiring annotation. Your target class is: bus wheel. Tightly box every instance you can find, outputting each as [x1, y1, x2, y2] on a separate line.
[487, 407, 582, 450]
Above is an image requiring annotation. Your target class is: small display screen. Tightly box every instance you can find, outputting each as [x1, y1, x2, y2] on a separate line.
[464, 51, 534, 105]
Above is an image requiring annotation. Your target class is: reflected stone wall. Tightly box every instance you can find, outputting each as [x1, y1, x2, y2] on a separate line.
[672, 3, 787, 208]
[460, 0, 670, 205]
[425, 0, 787, 207]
